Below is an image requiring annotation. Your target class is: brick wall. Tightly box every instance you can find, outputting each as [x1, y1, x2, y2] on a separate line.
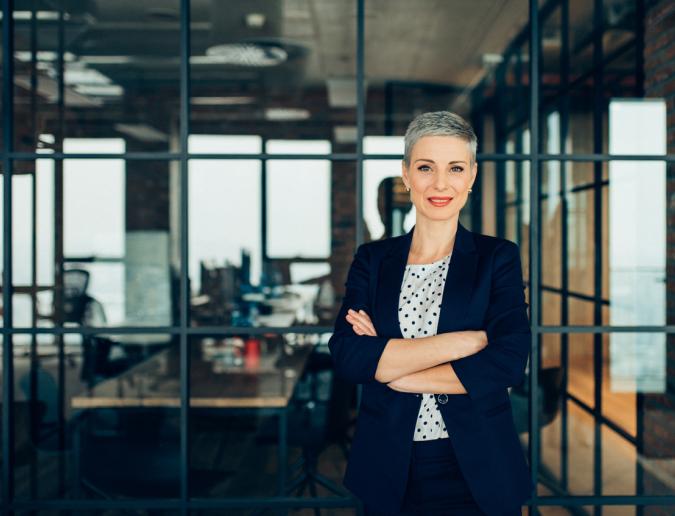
[642, 0, 674, 507]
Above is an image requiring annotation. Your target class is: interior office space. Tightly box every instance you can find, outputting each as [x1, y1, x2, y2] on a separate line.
[0, 0, 673, 514]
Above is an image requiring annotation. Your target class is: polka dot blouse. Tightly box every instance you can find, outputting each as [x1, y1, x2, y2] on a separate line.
[398, 251, 452, 441]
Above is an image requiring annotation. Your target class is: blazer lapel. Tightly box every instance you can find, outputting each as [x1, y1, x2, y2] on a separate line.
[374, 221, 479, 339]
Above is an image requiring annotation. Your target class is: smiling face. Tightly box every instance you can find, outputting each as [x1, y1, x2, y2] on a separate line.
[401, 135, 477, 222]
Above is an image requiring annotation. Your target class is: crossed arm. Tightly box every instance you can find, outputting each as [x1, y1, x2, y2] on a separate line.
[345, 308, 484, 394]
[327, 241, 531, 400]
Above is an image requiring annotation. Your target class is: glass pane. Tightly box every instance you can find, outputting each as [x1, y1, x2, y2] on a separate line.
[364, 0, 529, 155]
[13, 332, 178, 500]
[265, 141, 331, 259]
[10, 157, 180, 329]
[188, 155, 348, 329]
[539, 332, 674, 498]
[13, 3, 180, 153]
[189, 0, 356, 151]
[540, 160, 668, 327]
[568, 0, 595, 79]
[542, 1, 668, 157]
[17, 511, 179, 516]
[188, 332, 344, 501]
[475, 160, 529, 249]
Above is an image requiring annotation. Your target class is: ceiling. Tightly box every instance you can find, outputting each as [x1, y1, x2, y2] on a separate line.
[12, 0, 531, 105]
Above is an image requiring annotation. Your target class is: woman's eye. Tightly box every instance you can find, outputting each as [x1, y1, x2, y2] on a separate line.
[451, 166, 464, 173]
[418, 165, 432, 172]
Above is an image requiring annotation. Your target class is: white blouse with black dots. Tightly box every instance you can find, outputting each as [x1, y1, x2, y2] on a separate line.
[398, 251, 452, 442]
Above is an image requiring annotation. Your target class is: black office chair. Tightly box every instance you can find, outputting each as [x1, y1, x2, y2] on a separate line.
[510, 366, 564, 434]
[60, 268, 129, 386]
[255, 346, 355, 516]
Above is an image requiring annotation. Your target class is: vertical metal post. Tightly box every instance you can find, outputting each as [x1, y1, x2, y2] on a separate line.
[354, 0, 366, 423]
[470, 85, 484, 233]
[179, 0, 191, 512]
[1, 0, 15, 506]
[356, 0, 365, 248]
[261, 137, 268, 270]
[28, 0, 39, 501]
[528, 0, 541, 513]
[55, 0, 66, 494]
[635, 9, 646, 495]
[592, 1, 604, 513]
[515, 51, 523, 245]
[634, 0, 645, 98]
[495, 63, 506, 238]
[559, 0, 570, 494]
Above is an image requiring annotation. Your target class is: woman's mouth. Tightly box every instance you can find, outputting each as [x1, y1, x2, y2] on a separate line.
[427, 196, 453, 207]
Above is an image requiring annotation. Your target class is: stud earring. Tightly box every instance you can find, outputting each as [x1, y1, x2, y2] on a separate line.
[468, 188, 473, 193]
[406, 186, 410, 192]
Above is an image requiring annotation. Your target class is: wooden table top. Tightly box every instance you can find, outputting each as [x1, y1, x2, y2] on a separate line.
[71, 342, 314, 410]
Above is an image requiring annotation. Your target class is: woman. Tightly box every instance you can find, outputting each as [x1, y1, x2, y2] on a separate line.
[328, 111, 535, 515]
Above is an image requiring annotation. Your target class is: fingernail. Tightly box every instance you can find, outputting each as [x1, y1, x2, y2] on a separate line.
[348, 309, 354, 313]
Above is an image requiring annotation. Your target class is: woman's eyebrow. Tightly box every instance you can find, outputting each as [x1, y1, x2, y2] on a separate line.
[414, 159, 468, 165]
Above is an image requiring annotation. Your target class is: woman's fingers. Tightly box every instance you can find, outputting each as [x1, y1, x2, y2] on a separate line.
[345, 309, 378, 336]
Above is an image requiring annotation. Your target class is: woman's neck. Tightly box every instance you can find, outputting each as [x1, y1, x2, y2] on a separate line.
[407, 217, 458, 264]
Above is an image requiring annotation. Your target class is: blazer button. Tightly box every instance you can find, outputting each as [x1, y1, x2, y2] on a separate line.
[437, 394, 448, 404]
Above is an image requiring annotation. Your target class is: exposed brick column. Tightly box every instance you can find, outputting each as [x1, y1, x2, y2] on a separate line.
[330, 144, 358, 317]
[641, 0, 675, 506]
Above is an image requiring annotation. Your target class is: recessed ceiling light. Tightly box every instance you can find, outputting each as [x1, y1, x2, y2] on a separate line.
[264, 108, 311, 121]
[205, 42, 288, 67]
[73, 84, 124, 97]
[245, 13, 266, 29]
[114, 123, 168, 143]
[191, 96, 256, 105]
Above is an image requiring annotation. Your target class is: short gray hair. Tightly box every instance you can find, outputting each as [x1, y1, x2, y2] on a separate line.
[403, 111, 478, 167]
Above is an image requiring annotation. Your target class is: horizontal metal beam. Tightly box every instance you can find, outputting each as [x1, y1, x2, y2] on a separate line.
[4, 324, 675, 335]
[7, 152, 675, 161]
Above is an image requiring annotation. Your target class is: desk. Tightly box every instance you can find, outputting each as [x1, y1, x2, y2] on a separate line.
[71, 342, 314, 500]
[97, 332, 173, 360]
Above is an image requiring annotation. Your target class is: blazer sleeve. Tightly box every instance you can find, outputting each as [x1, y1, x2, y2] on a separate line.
[327, 243, 391, 384]
[450, 240, 531, 400]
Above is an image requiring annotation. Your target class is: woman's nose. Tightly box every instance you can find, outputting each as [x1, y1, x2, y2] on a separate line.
[433, 172, 450, 190]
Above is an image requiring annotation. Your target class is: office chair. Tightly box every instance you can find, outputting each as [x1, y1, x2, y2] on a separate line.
[510, 366, 564, 434]
[255, 347, 354, 516]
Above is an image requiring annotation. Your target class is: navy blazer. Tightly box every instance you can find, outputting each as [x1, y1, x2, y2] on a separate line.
[328, 221, 535, 515]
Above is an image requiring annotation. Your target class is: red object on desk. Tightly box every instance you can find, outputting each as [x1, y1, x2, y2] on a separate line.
[244, 337, 261, 369]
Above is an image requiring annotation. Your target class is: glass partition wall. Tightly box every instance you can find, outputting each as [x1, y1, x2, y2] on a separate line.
[1, 0, 673, 514]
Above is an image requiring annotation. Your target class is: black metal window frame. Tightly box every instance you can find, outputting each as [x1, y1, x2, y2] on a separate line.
[2, 0, 675, 513]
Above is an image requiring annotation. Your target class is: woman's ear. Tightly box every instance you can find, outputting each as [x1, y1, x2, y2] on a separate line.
[401, 160, 409, 188]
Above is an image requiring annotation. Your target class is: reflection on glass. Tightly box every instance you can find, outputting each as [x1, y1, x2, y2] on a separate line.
[607, 101, 666, 392]
[363, 136, 413, 240]
[364, 0, 529, 154]
[13, 333, 178, 500]
[10, 154, 177, 328]
[266, 139, 331, 259]
[188, 140, 333, 328]
[13, 4, 180, 153]
[16, 512, 179, 516]
[539, 333, 673, 498]
[189, 0, 356, 146]
[188, 333, 334, 498]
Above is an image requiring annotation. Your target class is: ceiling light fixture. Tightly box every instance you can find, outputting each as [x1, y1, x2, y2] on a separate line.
[205, 41, 288, 67]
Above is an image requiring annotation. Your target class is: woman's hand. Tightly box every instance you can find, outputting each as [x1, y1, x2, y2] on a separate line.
[345, 308, 378, 337]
